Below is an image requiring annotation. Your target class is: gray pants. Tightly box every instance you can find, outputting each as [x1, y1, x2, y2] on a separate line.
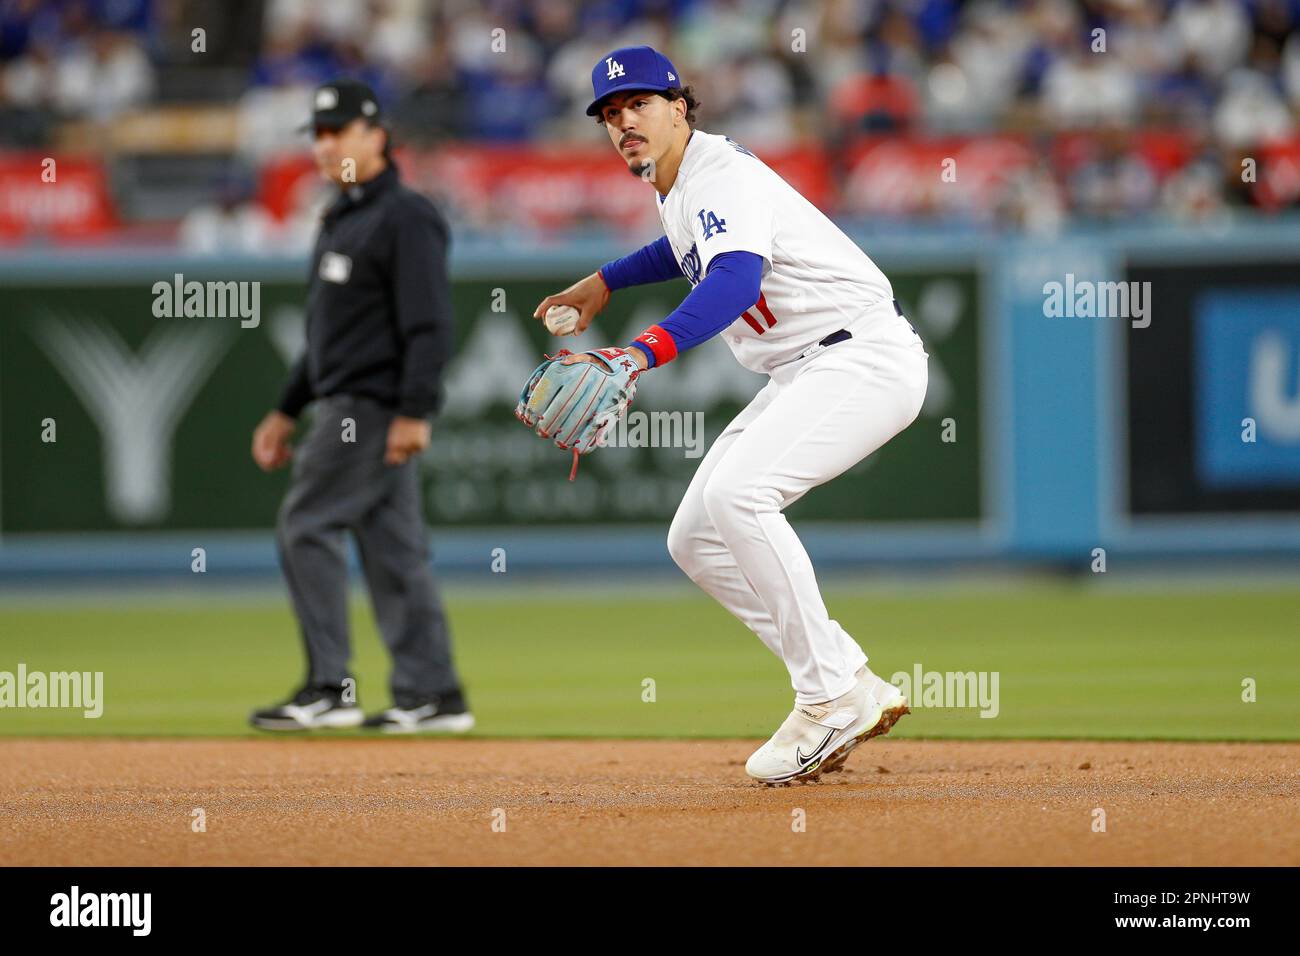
[276, 394, 461, 705]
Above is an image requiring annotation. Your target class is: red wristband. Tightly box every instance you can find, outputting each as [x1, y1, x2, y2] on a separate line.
[634, 325, 677, 366]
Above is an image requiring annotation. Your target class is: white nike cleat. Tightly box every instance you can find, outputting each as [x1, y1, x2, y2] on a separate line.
[858, 663, 910, 734]
[745, 680, 884, 786]
[817, 665, 911, 776]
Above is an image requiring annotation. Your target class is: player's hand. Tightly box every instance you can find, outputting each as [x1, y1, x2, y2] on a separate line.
[562, 347, 648, 370]
[385, 415, 431, 466]
[252, 410, 296, 471]
[533, 272, 611, 336]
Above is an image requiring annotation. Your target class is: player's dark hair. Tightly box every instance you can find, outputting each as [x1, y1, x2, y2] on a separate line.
[595, 86, 701, 126]
[657, 86, 700, 125]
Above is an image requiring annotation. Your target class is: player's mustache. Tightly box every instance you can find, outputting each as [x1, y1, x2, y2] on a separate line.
[620, 133, 646, 148]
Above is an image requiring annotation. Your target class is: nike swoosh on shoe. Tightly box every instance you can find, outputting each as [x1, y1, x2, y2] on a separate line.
[795, 727, 837, 767]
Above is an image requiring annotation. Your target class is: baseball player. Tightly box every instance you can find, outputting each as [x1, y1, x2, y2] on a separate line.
[531, 47, 928, 784]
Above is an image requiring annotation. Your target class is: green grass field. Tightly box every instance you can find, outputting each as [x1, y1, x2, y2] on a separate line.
[1, 582, 1297, 740]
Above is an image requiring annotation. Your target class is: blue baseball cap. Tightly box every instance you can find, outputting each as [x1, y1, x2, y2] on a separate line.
[586, 46, 682, 117]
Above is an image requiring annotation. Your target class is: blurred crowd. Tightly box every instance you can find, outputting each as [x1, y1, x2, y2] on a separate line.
[0, 0, 154, 141]
[2, 0, 1299, 233]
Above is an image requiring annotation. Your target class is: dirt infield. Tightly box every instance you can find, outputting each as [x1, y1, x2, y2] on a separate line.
[1, 738, 1296, 866]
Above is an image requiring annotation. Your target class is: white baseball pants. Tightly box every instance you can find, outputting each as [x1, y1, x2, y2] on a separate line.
[667, 304, 928, 705]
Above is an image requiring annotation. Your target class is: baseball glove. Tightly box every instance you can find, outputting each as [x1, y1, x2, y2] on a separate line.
[515, 347, 641, 479]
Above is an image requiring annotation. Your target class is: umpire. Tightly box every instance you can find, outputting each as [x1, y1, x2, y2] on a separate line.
[249, 78, 471, 734]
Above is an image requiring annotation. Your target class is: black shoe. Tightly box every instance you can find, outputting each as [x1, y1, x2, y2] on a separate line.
[249, 685, 363, 731]
[362, 691, 474, 734]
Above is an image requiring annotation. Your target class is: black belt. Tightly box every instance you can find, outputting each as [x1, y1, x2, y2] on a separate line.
[816, 298, 907, 348]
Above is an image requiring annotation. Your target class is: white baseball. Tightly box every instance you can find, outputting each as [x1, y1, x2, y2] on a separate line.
[544, 304, 580, 335]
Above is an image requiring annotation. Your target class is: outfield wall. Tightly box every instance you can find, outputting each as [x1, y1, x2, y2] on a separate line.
[3, 220, 1299, 578]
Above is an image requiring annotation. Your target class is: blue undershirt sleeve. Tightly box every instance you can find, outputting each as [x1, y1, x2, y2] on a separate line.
[628, 250, 764, 368]
[599, 235, 684, 291]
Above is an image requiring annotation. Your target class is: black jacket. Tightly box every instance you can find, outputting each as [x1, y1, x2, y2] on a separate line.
[277, 164, 454, 420]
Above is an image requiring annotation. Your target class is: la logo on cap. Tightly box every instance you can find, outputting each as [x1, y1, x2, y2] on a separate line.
[605, 57, 625, 80]
[315, 87, 338, 110]
[668, 72, 675, 81]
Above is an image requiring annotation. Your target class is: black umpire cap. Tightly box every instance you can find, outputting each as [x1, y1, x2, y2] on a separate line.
[298, 78, 384, 132]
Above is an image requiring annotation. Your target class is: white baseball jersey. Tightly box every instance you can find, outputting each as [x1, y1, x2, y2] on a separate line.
[656, 129, 895, 373]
